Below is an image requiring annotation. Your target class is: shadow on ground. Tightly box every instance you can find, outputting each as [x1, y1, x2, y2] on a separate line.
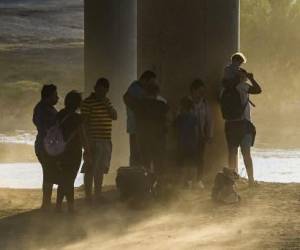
[0, 183, 299, 250]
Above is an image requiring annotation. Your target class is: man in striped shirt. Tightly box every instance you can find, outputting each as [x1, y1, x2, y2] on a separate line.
[81, 78, 117, 201]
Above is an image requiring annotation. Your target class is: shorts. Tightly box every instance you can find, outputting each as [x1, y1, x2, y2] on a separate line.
[240, 133, 254, 148]
[92, 139, 112, 174]
[81, 139, 112, 175]
[225, 120, 256, 148]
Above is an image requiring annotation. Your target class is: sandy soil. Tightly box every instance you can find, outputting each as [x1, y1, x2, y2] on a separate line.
[0, 182, 299, 250]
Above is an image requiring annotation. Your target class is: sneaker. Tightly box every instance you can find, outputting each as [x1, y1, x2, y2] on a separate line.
[196, 180, 205, 189]
[249, 180, 259, 188]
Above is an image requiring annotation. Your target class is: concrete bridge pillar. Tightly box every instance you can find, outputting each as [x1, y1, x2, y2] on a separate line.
[85, 0, 240, 175]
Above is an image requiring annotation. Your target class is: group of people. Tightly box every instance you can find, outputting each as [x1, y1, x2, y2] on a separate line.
[124, 71, 213, 189]
[33, 52, 262, 212]
[33, 78, 117, 212]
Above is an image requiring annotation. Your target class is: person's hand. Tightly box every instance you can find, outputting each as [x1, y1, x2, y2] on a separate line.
[247, 73, 254, 80]
[103, 97, 110, 107]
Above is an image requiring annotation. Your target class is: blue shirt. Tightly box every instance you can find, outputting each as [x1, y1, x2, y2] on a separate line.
[126, 81, 145, 134]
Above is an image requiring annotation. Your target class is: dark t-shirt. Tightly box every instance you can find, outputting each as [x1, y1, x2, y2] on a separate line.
[57, 109, 83, 154]
[33, 101, 57, 152]
[132, 98, 169, 143]
[56, 109, 83, 175]
[175, 112, 198, 157]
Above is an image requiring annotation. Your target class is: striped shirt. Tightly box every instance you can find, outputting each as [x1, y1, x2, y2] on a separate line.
[81, 93, 115, 140]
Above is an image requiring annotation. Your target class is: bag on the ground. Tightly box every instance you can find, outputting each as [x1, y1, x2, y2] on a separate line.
[211, 167, 240, 204]
[116, 166, 156, 200]
[220, 78, 247, 120]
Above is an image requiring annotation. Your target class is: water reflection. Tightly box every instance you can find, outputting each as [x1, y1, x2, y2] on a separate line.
[0, 148, 299, 188]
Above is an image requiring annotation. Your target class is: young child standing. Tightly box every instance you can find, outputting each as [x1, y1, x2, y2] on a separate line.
[189, 79, 213, 188]
[175, 97, 199, 188]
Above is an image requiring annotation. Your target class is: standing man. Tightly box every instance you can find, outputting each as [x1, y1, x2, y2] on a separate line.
[221, 53, 262, 187]
[127, 83, 169, 176]
[81, 78, 117, 202]
[189, 79, 213, 188]
[123, 70, 157, 167]
[33, 84, 59, 210]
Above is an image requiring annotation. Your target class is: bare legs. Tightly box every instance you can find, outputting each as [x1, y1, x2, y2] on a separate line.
[228, 146, 238, 172]
[56, 180, 75, 212]
[84, 170, 104, 202]
[42, 182, 53, 210]
[228, 146, 255, 186]
[241, 147, 255, 185]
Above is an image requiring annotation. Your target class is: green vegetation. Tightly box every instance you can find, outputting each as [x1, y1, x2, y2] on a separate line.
[1, 1, 300, 145]
[241, 0, 300, 112]
[0, 48, 84, 131]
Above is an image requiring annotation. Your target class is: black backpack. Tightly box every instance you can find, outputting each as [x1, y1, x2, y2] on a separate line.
[220, 79, 247, 120]
[116, 166, 156, 201]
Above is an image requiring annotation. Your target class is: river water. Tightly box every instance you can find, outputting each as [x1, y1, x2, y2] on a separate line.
[0, 148, 299, 189]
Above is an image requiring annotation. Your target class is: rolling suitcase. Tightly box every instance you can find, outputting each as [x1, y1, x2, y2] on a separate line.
[116, 166, 156, 200]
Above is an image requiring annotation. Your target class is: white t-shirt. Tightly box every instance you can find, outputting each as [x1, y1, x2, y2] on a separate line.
[236, 82, 251, 121]
[190, 97, 213, 138]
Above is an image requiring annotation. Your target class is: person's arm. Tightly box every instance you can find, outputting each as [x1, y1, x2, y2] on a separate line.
[80, 100, 92, 140]
[33, 106, 42, 128]
[33, 105, 49, 133]
[123, 89, 142, 112]
[123, 90, 131, 107]
[194, 117, 200, 142]
[247, 73, 262, 94]
[80, 100, 91, 123]
[104, 98, 118, 120]
[205, 103, 214, 141]
[79, 124, 92, 166]
[123, 83, 138, 107]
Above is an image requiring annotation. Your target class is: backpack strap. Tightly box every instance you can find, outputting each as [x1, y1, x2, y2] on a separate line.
[56, 113, 71, 127]
[249, 99, 256, 107]
[65, 124, 82, 145]
[59, 113, 82, 145]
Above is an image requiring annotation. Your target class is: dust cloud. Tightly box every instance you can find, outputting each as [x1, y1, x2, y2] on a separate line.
[0, 186, 273, 250]
[63, 212, 258, 250]
[240, 0, 300, 148]
[0, 1, 300, 249]
[1, 181, 300, 250]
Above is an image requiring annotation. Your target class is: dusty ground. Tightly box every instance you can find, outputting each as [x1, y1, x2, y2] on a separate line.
[0, 182, 299, 250]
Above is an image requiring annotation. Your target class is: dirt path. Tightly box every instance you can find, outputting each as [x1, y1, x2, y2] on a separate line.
[0, 182, 299, 250]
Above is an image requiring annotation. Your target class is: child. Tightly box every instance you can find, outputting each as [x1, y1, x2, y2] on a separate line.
[223, 52, 247, 81]
[175, 97, 199, 188]
[189, 79, 213, 188]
